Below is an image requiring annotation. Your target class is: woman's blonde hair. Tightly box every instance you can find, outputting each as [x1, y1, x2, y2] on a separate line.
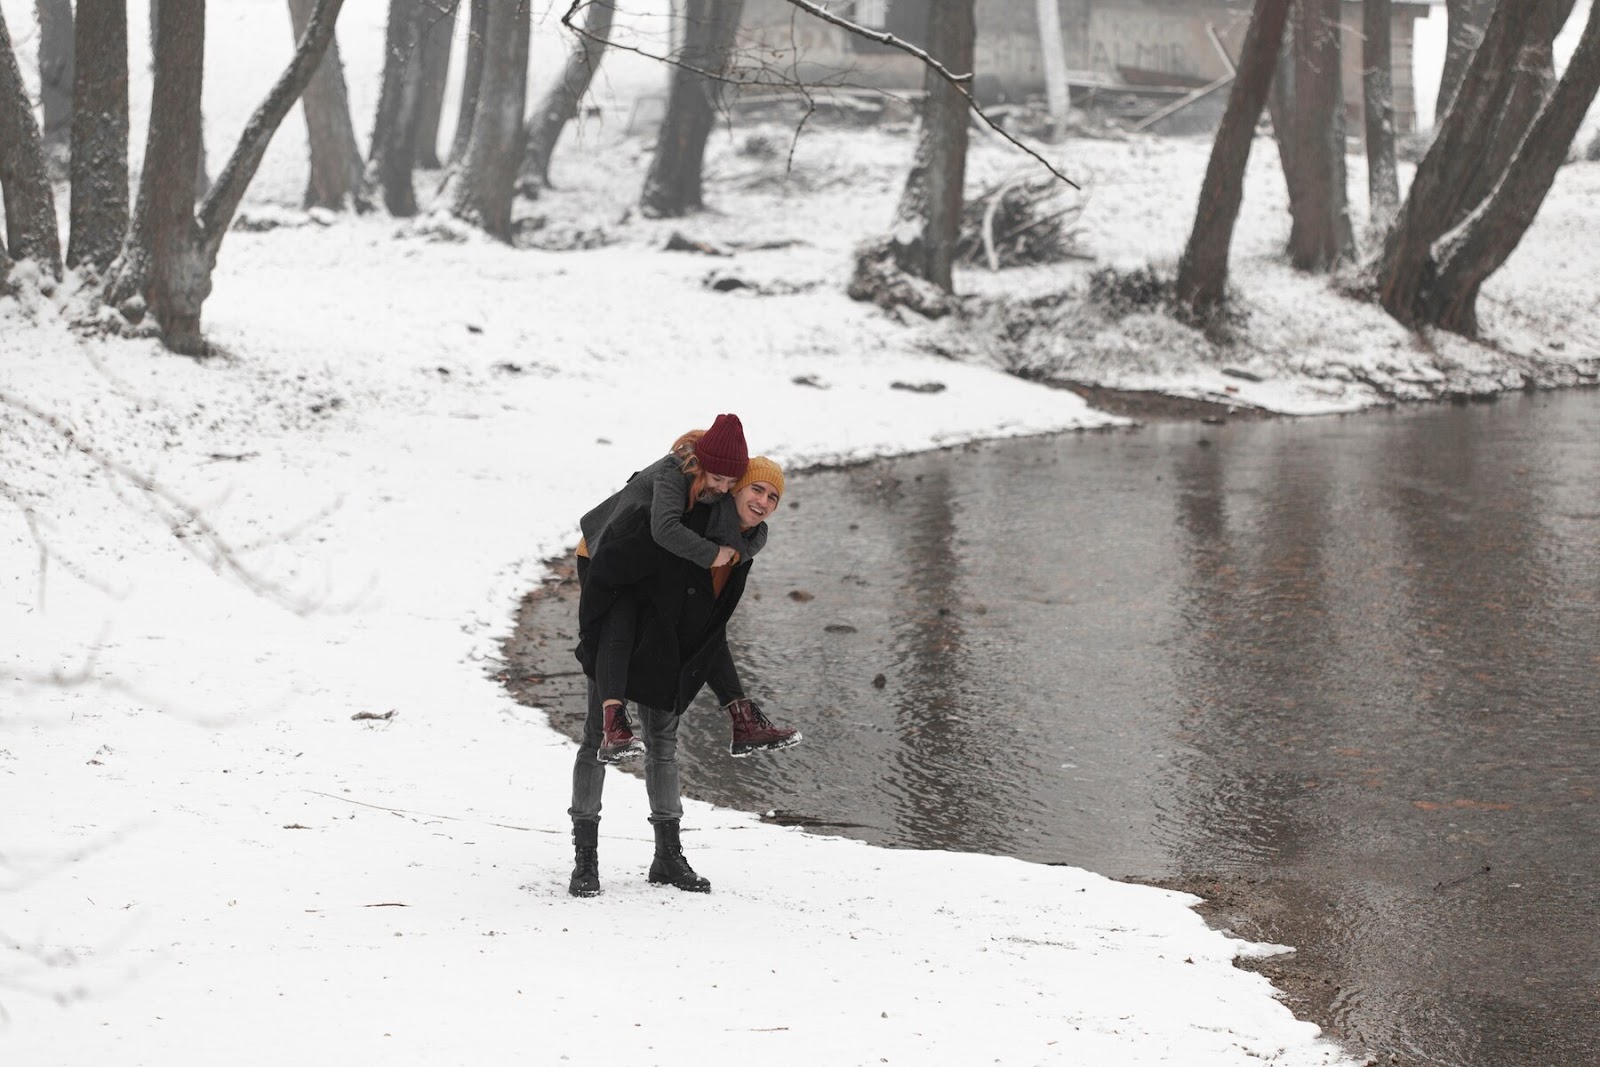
[671, 430, 710, 512]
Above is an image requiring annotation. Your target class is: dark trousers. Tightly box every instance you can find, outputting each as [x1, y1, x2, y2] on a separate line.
[568, 677, 683, 825]
[576, 555, 745, 708]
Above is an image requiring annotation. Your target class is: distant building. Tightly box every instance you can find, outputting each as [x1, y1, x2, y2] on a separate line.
[739, 0, 1435, 137]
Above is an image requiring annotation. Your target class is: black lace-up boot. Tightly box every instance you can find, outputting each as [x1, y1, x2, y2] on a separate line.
[568, 820, 601, 897]
[647, 820, 711, 893]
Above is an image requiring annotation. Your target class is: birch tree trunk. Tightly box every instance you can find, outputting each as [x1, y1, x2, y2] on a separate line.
[1, 7, 63, 277]
[639, 0, 745, 217]
[448, 0, 487, 165]
[1362, 0, 1400, 238]
[1175, 0, 1292, 320]
[519, 0, 615, 194]
[289, 0, 369, 211]
[446, 0, 528, 240]
[68, 0, 130, 273]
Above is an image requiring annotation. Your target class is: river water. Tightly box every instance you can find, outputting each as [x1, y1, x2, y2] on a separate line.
[509, 389, 1600, 1067]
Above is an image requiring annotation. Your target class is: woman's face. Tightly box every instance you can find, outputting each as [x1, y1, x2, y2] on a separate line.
[702, 472, 738, 499]
[734, 481, 781, 528]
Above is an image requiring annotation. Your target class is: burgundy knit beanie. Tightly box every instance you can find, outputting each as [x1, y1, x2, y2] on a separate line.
[694, 414, 749, 478]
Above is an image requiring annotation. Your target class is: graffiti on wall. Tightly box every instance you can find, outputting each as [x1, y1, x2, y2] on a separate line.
[1085, 12, 1204, 79]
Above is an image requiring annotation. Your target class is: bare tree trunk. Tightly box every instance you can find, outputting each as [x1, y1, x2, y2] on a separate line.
[1282, 0, 1352, 270]
[369, 0, 426, 215]
[1, 8, 63, 277]
[109, 0, 346, 352]
[894, 0, 974, 291]
[36, 0, 75, 173]
[1363, 0, 1400, 238]
[1266, 30, 1304, 234]
[1436, 0, 1497, 125]
[1175, 0, 1292, 320]
[448, 0, 487, 165]
[1377, 0, 1556, 325]
[1034, 0, 1070, 140]
[149, 0, 210, 201]
[1453, 0, 1576, 217]
[107, 0, 206, 348]
[519, 0, 615, 194]
[289, 0, 369, 212]
[413, 0, 457, 169]
[639, 0, 745, 218]
[1420, 0, 1600, 335]
[200, 0, 347, 258]
[68, 0, 130, 273]
[446, 0, 528, 240]
[847, 0, 975, 314]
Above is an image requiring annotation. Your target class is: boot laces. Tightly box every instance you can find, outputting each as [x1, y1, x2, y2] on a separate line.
[730, 698, 770, 727]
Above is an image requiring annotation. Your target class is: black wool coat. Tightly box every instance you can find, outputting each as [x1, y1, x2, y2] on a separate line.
[576, 498, 751, 714]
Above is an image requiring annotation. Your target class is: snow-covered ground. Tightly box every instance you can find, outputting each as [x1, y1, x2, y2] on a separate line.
[5, 2, 1598, 1064]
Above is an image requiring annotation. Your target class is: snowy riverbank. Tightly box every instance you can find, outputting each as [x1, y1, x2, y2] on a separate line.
[7, 3, 1600, 1062]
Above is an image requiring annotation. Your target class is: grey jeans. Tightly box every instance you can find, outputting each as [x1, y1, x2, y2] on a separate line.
[568, 678, 683, 825]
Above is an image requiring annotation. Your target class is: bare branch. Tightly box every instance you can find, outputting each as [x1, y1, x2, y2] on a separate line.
[781, 0, 973, 84]
[776, 0, 1078, 189]
[199, 0, 347, 258]
[0, 823, 127, 895]
[560, 0, 738, 84]
[778, 1, 819, 175]
[306, 789, 540, 832]
[559, 0, 1079, 188]
[0, 389, 325, 615]
[0, 478, 125, 605]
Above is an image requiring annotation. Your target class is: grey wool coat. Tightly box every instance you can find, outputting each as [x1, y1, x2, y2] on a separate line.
[579, 453, 766, 568]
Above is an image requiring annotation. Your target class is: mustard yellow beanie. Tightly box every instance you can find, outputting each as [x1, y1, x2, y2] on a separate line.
[733, 456, 785, 499]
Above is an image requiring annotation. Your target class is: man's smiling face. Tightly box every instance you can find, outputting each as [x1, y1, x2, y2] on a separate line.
[734, 481, 780, 528]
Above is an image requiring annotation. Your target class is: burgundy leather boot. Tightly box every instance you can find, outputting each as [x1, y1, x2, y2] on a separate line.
[598, 702, 644, 763]
[726, 698, 801, 757]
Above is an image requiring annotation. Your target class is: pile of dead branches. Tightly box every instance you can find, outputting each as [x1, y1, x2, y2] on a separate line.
[956, 177, 1088, 270]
